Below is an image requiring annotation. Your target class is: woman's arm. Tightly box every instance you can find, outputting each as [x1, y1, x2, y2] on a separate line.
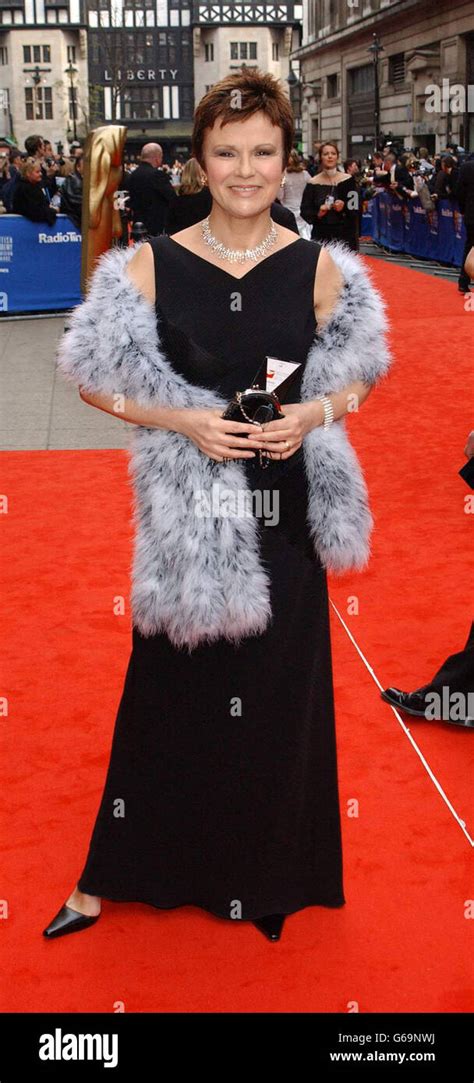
[310, 246, 373, 420]
[78, 385, 192, 433]
[250, 247, 373, 457]
[78, 243, 190, 433]
[300, 181, 321, 225]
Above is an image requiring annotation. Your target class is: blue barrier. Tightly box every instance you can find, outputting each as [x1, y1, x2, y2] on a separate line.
[0, 214, 81, 314]
[366, 192, 466, 266]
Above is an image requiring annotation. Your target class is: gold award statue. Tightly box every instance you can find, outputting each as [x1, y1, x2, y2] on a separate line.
[80, 124, 128, 296]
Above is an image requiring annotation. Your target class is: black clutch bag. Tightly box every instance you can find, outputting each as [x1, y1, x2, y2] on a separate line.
[222, 387, 285, 468]
[222, 386, 285, 427]
[221, 356, 301, 468]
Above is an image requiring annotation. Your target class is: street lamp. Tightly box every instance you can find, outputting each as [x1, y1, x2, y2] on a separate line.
[65, 60, 78, 142]
[367, 33, 384, 151]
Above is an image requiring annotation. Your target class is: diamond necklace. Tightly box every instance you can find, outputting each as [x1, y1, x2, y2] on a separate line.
[200, 215, 278, 265]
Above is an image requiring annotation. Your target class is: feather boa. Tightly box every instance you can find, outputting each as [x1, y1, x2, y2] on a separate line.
[56, 240, 392, 650]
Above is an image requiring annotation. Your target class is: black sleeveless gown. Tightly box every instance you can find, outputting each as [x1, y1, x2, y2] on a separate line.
[77, 234, 345, 922]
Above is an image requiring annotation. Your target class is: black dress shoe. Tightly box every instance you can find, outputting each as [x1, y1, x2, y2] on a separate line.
[381, 688, 427, 716]
[252, 914, 286, 942]
[43, 903, 101, 939]
[381, 688, 474, 727]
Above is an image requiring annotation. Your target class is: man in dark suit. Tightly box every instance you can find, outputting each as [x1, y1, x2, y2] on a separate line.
[381, 430, 474, 728]
[456, 159, 474, 292]
[124, 143, 177, 237]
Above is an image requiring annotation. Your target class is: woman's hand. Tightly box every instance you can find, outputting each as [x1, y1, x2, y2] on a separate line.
[245, 402, 324, 461]
[175, 407, 264, 461]
[318, 204, 329, 217]
[334, 199, 345, 212]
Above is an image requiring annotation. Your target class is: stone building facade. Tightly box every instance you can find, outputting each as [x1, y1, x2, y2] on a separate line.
[291, 0, 474, 160]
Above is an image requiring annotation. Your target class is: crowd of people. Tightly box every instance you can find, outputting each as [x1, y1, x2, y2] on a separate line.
[0, 135, 84, 227]
[1, 131, 473, 291]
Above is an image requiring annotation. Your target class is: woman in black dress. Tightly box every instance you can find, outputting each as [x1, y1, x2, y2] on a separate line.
[45, 71, 383, 944]
[164, 157, 212, 234]
[301, 142, 359, 251]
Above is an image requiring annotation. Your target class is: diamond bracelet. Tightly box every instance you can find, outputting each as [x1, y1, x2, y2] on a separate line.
[317, 395, 335, 431]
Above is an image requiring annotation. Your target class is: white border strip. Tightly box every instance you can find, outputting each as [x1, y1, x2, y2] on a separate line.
[330, 599, 474, 848]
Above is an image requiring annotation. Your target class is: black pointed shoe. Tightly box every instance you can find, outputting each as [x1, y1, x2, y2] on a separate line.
[381, 688, 474, 727]
[381, 688, 427, 716]
[252, 914, 286, 942]
[43, 903, 101, 939]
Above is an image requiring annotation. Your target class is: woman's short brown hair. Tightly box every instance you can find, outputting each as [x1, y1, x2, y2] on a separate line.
[192, 69, 294, 170]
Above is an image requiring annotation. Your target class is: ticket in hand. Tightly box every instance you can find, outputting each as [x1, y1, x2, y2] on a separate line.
[252, 356, 302, 399]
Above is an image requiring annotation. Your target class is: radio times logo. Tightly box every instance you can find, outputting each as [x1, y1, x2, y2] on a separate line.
[38, 231, 81, 243]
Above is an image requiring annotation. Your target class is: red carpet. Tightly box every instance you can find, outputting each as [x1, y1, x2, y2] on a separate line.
[2, 257, 473, 1013]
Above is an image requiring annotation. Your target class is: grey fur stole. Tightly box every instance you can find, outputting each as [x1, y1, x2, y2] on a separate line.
[56, 240, 392, 650]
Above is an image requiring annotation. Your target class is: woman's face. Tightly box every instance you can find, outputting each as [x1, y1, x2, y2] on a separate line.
[320, 145, 338, 170]
[202, 111, 285, 216]
[28, 164, 43, 184]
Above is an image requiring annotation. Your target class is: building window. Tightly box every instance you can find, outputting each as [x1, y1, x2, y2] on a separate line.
[272, 42, 279, 61]
[389, 53, 405, 86]
[68, 85, 77, 120]
[25, 85, 53, 121]
[23, 45, 51, 64]
[89, 34, 100, 64]
[123, 0, 155, 27]
[124, 30, 154, 64]
[0, 46, 8, 65]
[181, 84, 194, 117]
[121, 86, 162, 120]
[348, 64, 374, 95]
[44, 4, 68, 22]
[67, 45, 76, 63]
[205, 43, 214, 62]
[157, 30, 177, 65]
[230, 42, 257, 60]
[326, 73, 337, 98]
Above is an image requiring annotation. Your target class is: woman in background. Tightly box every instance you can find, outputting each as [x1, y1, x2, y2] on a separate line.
[301, 142, 358, 251]
[277, 149, 312, 238]
[165, 157, 212, 234]
[12, 157, 57, 226]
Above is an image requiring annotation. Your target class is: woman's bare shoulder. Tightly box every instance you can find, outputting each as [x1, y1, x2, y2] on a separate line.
[125, 241, 155, 306]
